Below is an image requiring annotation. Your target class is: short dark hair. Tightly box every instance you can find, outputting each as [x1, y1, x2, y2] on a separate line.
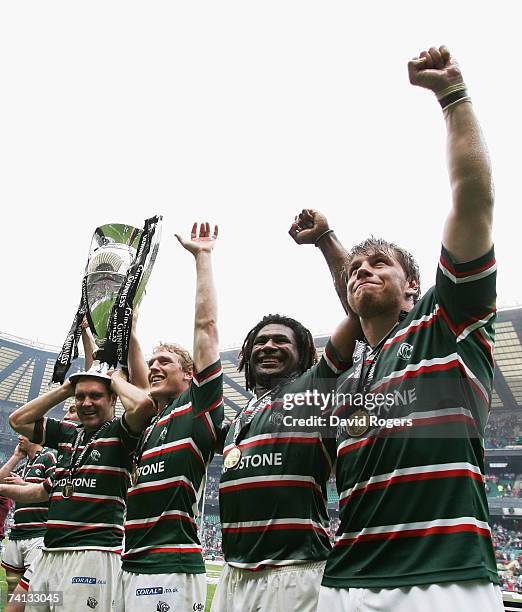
[345, 237, 421, 304]
[72, 375, 113, 396]
[238, 314, 318, 392]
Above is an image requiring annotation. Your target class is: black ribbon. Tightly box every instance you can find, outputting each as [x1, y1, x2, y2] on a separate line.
[52, 277, 89, 384]
[100, 214, 161, 368]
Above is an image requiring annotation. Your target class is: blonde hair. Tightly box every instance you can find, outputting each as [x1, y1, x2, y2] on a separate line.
[153, 343, 194, 373]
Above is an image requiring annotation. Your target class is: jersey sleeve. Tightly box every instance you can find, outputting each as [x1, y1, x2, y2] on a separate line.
[436, 245, 497, 424]
[308, 339, 353, 389]
[113, 416, 141, 457]
[191, 359, 224, 451]
[33, 417, 79, 449]
[40, 450, 57, 491]
[436, 245, 496, 343]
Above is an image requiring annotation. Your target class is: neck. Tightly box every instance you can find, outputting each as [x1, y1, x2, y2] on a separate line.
[155, 381, 191, 411]
[359, 307, 405, 348]
[254, 372, 298, 398]
[27, 446, 42, 460]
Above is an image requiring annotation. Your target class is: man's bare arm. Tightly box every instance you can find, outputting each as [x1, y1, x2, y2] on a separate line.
[109, 369, 156, 435]
[81, 319, 97, 371]
[9, 382, 74, 439]
[127, 310, 150, 391]
[175, 223, 220, 374]
[0, 447, 25, 482]
[0, 482, 49, 503]
[289, 209, 351, 315]
[408, 45, 493, 263]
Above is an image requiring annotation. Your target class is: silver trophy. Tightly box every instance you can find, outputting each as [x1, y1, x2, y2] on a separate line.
[53, 216, 162, 384]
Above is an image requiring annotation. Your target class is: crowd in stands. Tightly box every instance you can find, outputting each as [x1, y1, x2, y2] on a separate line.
[492, 521, 522, 592]
[486, 473, 522, 498]
[486, 412, 522, 448]
[204, 473, 220, 505]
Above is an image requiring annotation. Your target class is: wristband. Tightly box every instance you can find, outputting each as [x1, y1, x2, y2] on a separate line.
[314, 229, 334, 247]
[437, 83, 470, 111]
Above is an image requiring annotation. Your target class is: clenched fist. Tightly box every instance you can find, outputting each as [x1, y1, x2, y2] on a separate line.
[289, 209, 330, 246]
[408, 45, 464, 94]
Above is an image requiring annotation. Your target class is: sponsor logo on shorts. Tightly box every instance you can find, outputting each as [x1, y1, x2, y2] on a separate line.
[87, 597, 98, 609]
[156, 602, 170, 612]
[136, 587, 163, 596]
[193, 604, 205, 611]
[72, 577, 97, 584]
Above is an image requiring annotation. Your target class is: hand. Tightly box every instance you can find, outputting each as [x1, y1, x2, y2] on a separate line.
[109, 368, 129, 382]
[408, 46, 463, 94]
[13, 444, 26, 460]
[62, 378, 75, 398]
[288, 209, 330, 245]
[3, 473, 26, 486]
[80, 317, 90, 331]
[175, 222, 218, 256]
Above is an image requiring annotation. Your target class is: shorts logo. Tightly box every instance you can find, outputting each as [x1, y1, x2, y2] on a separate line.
[90, 449, 101, 462]
[397, 342, 413, 360]
[72, 577, 97, 584]
[159, 427, 168, 442]
[136, 587, 164, 596]
[193, 604, 205, 611]
[87, 597, 98, 609]
[157, 602, 170, 612]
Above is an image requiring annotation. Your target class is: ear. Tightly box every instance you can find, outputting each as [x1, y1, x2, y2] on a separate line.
[405, 278, 419, 301]
[110, 392, 117, 407]
[183, 369, 194, 382]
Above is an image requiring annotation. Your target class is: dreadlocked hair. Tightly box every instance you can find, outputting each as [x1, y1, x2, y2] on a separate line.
[238, 314, 318, 392]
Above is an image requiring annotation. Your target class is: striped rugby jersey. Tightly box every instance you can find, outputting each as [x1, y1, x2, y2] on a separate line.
[122, 360, 223, 574]
[323, 246, 499, 588]
[34, 416, 138, 552]
[219, 341, 350, 570]
[10, 449, 56, 540]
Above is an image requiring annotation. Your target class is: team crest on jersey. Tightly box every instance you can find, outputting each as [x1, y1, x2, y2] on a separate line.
[58, 455, 63, 462]
[157, 602, 170, 612]
[159, 427, 168, 442]
[35, 469, 42, 476]
[397, 342, 413, 360]
[90, 449, 101, 462]
[86, 597, 98, 609]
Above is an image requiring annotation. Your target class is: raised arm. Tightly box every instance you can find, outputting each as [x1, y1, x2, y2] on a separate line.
[175, 223, 219, 373]
[289, 209, 351, 315]
[109, 368, 156, 435]
[289, 209, 363, 361]
[81, 318, 97, 371]
[0, 482, 49, 503]
[0, 445, 26, 481]
[9, 381, 74, 439]
[127, 310, 150, 391]
[408, 45, 493, 263]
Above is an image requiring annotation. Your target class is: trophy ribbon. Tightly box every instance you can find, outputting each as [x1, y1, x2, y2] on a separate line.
[51, 278, 89, 384]
[102, 214, 161, 369]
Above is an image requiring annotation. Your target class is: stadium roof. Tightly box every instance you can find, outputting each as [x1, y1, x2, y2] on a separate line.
[1, 308, 521, 420]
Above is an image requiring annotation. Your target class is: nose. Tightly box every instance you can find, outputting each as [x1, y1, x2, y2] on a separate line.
[260, 338, 277, 352]
[356, 262, 372, 278]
